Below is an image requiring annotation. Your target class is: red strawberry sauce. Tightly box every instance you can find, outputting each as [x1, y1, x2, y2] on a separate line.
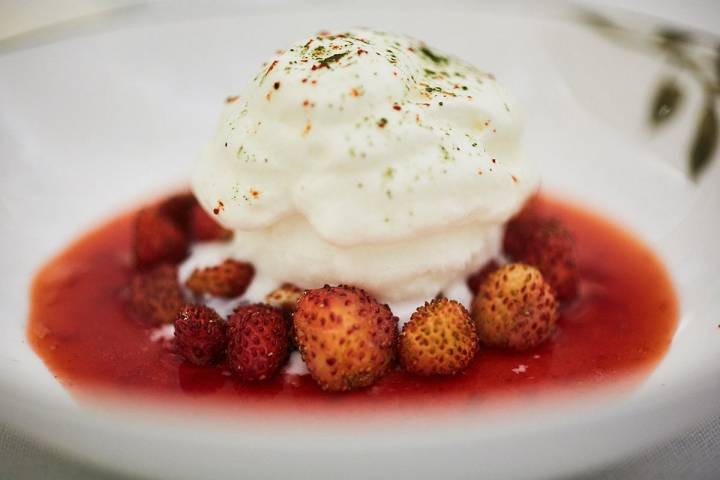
[27, 194, 678, 412]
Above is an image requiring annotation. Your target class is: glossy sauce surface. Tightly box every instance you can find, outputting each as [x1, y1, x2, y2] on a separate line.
[28, 195, 678, 412]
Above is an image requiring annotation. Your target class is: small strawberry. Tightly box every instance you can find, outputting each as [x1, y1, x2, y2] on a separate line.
[503, 215, 578, 301]
[125, 264, 185, 325]
[185, 259, 254, 298]
[266, 283, 305, 349]
[190, 203, 233, 241]
[174, 305, 228, 366]
[227, 304, 290, 381]
[133, 207, 188, 269]
[158, 193, 196, 231]
[466, 260, 500, 294]
[471, 263, 558, 350]
[400, 298, 477, 376]
[293, 285, 398, 392]
[265, 283, 304, 317]
[265, 283, 305, 350]
[158, 192, 233, 242]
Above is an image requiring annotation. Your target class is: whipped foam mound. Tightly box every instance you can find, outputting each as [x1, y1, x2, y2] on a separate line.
[193, 29, 537, 302]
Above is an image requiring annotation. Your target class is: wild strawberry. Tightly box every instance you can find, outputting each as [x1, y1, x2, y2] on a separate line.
[262, 283, 304, 351]
[227, 304, 289, 381]
[190, 203, 233, 241]
[266, 283, 305, 349]
[158, 193, 196, 231]
[400, 298, 477, 376]
[133, 207, 188, 269]
[265, 283, 304, 317]
[471, 263, 558, 350]
[158, 192, 233, 241]
[503, 215, 578, 301]
[185, 259, 254, 298]
[174, 305, 227, 366]
[293, 285, 398, 392]
[125, 264, 185, 325]
[466, 260, 500, 294]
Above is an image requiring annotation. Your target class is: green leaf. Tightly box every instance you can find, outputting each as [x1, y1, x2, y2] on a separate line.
[658, 28, 691, 53]
[658, 28, 691, 46]
[580, 11, 616, 30]
[689, 99, 718, 180]
[650, 78, 683, 127]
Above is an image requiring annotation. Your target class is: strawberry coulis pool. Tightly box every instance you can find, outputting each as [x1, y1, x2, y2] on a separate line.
[27, 194, 678, 413]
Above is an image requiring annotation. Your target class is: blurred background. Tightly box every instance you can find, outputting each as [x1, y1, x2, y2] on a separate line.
[1, 0, 719, 41]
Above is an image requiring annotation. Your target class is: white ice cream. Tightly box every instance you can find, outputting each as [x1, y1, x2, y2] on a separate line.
[192, 29, 537, 303]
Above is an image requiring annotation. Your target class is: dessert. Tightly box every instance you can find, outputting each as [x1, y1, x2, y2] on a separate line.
[503, 215, 579, 301]
[185, 259, 255, 298]
[227, 304, 290, 382]
[399, 299, 478, 376]
[26, 29, 678, 412]
[192, 28, 536, 304]
[124, 264, 185, 325]
[174, 305, 227, 367]
[472, 263, 559, 351]
[294, 285, 397, 392]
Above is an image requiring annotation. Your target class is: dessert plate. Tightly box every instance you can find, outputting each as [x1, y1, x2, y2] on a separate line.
[0, 1, 718, 479]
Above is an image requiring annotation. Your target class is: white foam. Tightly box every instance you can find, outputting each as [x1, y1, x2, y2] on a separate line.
[192, 28, 536, 303]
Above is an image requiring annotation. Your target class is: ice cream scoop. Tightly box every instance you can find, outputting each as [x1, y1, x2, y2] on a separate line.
[192, 28, 537, 302]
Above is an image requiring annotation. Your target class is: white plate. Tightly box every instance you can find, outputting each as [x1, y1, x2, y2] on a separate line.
[1, 1, 719, 479]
